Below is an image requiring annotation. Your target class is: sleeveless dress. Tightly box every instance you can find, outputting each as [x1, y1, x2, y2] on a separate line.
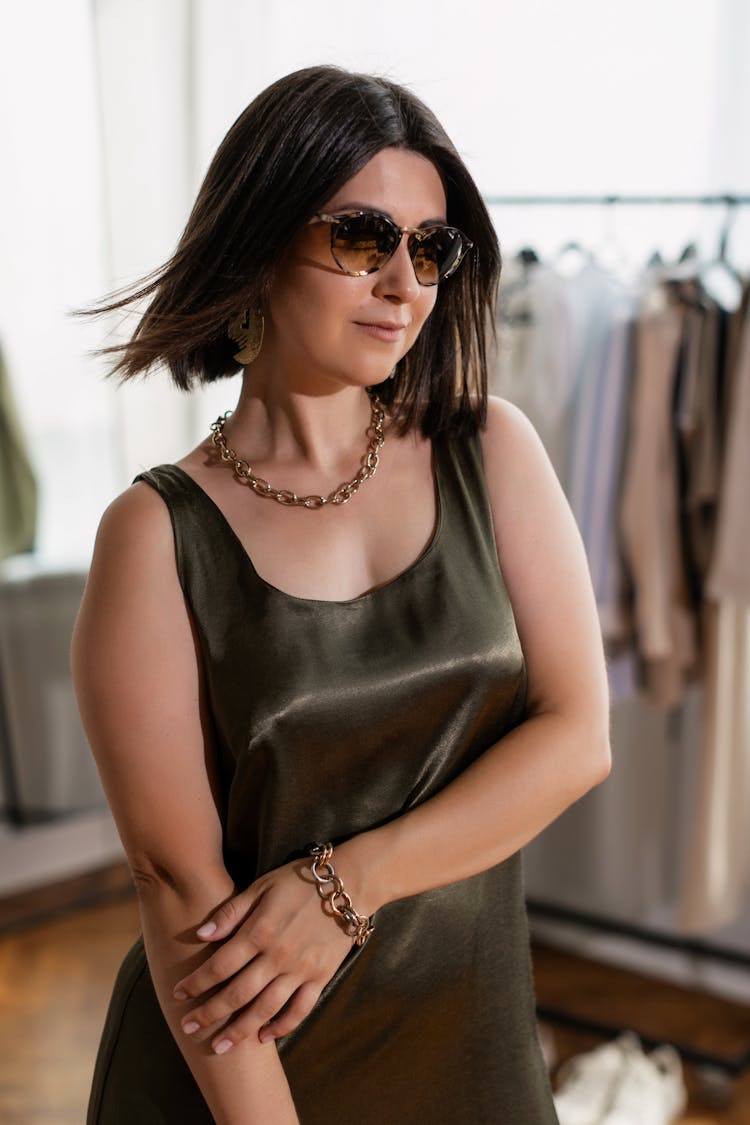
[87, 428, 559, 1124]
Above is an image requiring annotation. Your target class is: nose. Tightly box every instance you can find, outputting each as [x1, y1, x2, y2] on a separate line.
[370, 236, 422, 304]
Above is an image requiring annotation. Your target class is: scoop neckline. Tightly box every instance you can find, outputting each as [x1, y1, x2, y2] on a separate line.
[165, 436, 445, 607]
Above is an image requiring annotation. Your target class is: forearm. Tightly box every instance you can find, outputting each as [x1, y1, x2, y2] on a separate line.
[338, 709, 611, 915]
[165, 712, 609, 1058]
[136, 870, 300, 1125]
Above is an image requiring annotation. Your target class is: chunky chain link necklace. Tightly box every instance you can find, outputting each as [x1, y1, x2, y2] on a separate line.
[209, 393, 386, 509]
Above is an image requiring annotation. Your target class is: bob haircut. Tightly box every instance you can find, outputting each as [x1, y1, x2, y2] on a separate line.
[87, 65, 502, 437]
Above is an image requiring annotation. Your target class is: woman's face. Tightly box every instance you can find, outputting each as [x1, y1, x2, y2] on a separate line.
[262, 147, 447, 393]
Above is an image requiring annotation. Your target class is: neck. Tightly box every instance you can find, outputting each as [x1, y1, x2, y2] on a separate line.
[221, 370, 378, 474]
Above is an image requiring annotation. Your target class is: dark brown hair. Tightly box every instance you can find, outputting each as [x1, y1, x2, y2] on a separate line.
[83, 65, 501, 436]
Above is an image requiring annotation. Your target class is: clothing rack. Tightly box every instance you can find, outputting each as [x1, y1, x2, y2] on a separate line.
[484, 192, 750, 205]
[491, 192, 750, 1080]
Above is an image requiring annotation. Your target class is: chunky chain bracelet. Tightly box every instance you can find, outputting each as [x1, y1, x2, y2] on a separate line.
[308, 843, 374, 947]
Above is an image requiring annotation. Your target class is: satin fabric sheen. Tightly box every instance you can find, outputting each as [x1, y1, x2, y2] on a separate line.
[87, 429, 558, 1123]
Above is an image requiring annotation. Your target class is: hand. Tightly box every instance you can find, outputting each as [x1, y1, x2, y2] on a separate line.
[172, 860, 353, 1054]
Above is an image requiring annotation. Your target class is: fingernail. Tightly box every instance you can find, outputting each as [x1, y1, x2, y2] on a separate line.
[197, 921, 217, 938]
[173, 989, 188, 1000]
[259, 1029, 275, 1043]
[182, 1020, 200, 1035]
[214, 1038, 234, 1054]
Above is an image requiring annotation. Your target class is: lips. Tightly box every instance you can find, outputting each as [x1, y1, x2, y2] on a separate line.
[355, 320, 409, 342]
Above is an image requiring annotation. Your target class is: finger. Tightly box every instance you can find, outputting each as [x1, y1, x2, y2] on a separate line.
[258, 981, 321, 1043]
[180, 959, 274, 1036]
[174, 937, 260, 1001]
[195, 887, 260, 941]
[210, 975, 298, 1055]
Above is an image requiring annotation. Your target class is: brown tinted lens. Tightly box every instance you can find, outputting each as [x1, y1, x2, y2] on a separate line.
[332, 214, 399, 275]
[410, 228, 464, 285]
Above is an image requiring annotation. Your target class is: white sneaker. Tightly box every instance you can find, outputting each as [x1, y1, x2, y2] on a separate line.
[600, 1038, 687, 1125]
[646, 1044, 688, 1122]
[553, 1034, 640, 1125]
[553, 1033, 688, 1125]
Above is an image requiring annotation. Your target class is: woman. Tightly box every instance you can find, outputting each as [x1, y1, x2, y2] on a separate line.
[72, 65, 611, 1124]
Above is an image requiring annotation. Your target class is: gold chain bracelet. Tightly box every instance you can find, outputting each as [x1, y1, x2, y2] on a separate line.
[308, 843, 374, 947]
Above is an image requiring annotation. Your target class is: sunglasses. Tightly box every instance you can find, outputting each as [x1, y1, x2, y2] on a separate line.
[313, 210, 473, 286]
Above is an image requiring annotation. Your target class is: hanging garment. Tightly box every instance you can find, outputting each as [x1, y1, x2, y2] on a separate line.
[618, 281, 698, 708]
[707, 282, 750, 602]
[562, 261, 633, 498]
[681, 287, 750, 931]
[0, 345, 37, 560]
[565, 286, 636, 632]
[679, 599, 750, 932]
[490, 254, 574, 481]
[86, 430, 559, 1124]
[672, 281, 726, 626]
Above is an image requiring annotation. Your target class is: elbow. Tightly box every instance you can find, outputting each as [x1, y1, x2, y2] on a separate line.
[532, 700, 613, 800]
[579, 725, 612, 795]
[594, 738, 613, 785]
[128, 853, 181, 898]
[126, 849, 232, 905]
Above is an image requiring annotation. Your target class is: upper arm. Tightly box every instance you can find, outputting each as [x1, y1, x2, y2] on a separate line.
[71, 482, 226, 893]
[480, 397, 609, 731]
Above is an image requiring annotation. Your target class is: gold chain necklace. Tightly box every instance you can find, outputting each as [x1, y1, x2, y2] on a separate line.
[209, 393, 386, 509]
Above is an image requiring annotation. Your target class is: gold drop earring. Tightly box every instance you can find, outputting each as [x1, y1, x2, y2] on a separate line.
[229, 306, 264, 365]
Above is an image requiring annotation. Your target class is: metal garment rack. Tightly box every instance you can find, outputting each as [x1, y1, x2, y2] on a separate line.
[481, 188, 750, 1078]
[483, 192, 750, 205]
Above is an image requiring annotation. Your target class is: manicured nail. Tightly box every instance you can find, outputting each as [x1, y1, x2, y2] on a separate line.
[173, 989, 188, 1000]
[214, 1038, 234, 1054]
[197, 921, 217, 938]
[182, 1020, 200, 1035]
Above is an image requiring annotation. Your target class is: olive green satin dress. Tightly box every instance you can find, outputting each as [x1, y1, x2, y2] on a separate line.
[87, 428, 558, 1124]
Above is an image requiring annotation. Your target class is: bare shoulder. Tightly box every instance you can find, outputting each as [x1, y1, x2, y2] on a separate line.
[481, 394, 539, 446]
[85, 474, 192, 614]
[478, 395, 567, 536]
[73, 478, 189, 679]
[477, 396, 608, 722]
[479, 396, 553, 489]
[477, 394, 580, 572]
[95, 478, 175, 566]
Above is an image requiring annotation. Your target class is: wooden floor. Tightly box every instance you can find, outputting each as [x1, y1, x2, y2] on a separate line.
[533, 945, 750, 1124]
[1, 894, 749, 1123]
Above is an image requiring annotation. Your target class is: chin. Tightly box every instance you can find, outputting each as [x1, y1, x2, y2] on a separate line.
[338, 366, 393, 391]
[368, 369, 396, 387]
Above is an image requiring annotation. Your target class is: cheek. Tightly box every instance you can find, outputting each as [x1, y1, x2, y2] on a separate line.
[406, 289, 439, 347]
[268, 273, 357, 345]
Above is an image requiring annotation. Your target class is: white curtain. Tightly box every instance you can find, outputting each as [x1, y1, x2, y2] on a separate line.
[0, 1, 114, 567]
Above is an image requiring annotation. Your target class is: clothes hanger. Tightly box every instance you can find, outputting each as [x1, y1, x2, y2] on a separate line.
[553, 238, 591, 278]
[698, 198, 743, 311]
[659, 239, 701, 284]
[593, 197, 632, 277]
